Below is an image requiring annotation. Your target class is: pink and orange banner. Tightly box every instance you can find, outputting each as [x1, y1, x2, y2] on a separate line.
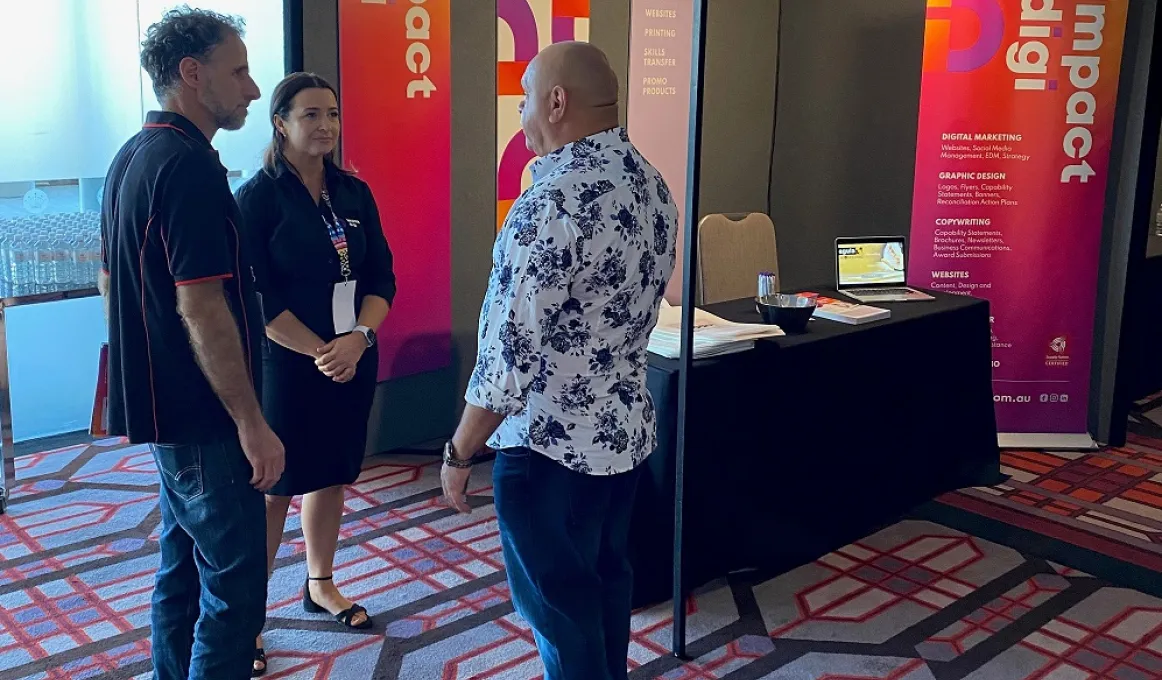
[338, 0, 452, 381]
[908, 0, 1127, 435]
[496, 0, 591, 233]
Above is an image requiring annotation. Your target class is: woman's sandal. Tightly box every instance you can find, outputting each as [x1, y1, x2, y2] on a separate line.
[252, 646, 267, 677]
[303, 575, 373, 630]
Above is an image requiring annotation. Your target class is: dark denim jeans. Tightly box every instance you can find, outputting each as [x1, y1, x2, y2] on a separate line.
[493, 447, 644, 680]
[149, 439, 267, 680]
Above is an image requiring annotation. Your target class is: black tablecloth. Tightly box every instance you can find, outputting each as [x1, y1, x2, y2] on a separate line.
[629, 289, 1001, 608]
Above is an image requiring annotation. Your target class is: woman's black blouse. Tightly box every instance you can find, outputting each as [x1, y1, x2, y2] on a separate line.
[234, 160, 397, 344]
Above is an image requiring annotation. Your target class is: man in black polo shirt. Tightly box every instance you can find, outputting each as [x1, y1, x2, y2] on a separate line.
[98, 8, 283, 679]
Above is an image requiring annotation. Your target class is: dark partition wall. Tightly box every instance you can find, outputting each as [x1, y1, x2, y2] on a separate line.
[768, 1, 926, 290]
[592, 0, 631, 125]
[1090, 0, 1160, 444]
[1112, 10, 1162, 412]
[698, 0, 779, 218]
[302, 0, 337, 85]
[1137, 123, 1162, 403]
[447, 0, 500, 446]
[1132, 132, 1162, 400]
[1131, 254, 1162, 401]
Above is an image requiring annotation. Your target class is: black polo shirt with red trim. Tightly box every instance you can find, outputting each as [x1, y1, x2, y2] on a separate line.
[100, 111, 263, 445]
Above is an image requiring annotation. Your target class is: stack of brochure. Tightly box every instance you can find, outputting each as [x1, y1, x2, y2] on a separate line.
[647, 301, 784, 359]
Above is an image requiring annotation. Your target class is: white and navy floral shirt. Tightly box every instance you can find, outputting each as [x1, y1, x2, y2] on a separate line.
[467, 127, 678, 475]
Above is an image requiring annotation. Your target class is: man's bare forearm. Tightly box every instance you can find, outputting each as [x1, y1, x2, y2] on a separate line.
[176, 281, 263, 426]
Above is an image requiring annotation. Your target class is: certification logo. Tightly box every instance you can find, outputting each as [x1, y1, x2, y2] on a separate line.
[1046, 335, 1070, 367]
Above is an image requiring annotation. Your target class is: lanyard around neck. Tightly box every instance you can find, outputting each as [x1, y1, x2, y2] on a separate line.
[320, 187, 351, 280]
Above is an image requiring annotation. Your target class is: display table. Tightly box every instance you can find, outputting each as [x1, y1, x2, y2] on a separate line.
[629, 289, 1001, 608]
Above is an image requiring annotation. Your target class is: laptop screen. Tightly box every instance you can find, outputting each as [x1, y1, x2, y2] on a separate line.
[836, 238, 907, 287]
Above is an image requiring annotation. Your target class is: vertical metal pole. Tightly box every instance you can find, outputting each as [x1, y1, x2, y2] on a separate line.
[672, 0, 709, 659]
[0, 305, 14, 514]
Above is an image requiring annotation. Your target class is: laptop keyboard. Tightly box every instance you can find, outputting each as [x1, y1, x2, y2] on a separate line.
[847, 288, 912, 296]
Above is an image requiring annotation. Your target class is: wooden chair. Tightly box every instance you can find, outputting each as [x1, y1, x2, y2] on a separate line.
[696, 213, 779, 305]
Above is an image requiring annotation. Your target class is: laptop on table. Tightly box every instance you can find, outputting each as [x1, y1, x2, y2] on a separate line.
[835, 236, 933, 303]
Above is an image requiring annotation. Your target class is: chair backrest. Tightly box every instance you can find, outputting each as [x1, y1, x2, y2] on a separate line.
[696, 213, 779, 305]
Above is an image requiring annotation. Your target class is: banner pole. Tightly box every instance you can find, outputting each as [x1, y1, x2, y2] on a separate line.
[672, 0, 709, 660]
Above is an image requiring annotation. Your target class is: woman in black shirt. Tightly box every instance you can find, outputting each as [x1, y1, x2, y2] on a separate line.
[235, 73, 396, 676]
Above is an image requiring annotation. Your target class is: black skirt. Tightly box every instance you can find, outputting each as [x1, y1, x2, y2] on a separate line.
[261, 341, 378, 497]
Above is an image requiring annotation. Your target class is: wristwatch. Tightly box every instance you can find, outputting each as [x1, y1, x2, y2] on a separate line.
[443, 441, 476, 468]
[353, 325, 376, 347]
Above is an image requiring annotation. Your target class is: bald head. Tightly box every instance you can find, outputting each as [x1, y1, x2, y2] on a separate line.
[520, 42, 621, 156]
[530, 42, 619, 111]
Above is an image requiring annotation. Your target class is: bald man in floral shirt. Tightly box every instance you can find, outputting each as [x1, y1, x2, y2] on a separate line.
[440, 42, 678, 680]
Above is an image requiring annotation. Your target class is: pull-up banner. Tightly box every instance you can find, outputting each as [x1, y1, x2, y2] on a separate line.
[339, 0, 452, 380]
[627, 0, 694, 303]
[496, 0, 591, 233]
[908, 0, 1128, 438]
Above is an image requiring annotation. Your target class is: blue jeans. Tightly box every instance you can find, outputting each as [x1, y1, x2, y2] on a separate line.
[149, 439, 267, 680]
[493, 447, 644, 680]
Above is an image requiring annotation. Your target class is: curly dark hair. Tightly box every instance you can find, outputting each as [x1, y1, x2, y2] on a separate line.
[140, 5, 246, 100]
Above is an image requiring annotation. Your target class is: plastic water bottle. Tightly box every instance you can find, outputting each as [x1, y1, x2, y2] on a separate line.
[0, 232, 10, 286]
[11, 233, 34, 295]
[33, 232, 52, 290]
[50, 230, 71, 285]
[82, 216, 100, 284]
[76, 233, 99, 285]
[90, 233, 102, 283]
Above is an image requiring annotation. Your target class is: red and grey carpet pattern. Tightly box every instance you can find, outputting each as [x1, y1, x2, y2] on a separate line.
[4, 440, 1162, 678]
[940, 431, 1162, 573]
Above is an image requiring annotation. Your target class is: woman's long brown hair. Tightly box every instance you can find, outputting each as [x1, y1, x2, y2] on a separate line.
[261, 72, 351, 177]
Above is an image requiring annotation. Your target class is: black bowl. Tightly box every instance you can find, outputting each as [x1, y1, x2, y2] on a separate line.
[756, 294, 816, 333]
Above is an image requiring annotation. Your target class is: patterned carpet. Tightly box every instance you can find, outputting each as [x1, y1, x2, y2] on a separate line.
[938, 397, 1162, 575]
[5, 441, 1162, 679]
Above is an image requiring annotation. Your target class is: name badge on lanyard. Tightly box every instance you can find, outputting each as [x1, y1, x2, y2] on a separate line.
[322, 188, 357, 334]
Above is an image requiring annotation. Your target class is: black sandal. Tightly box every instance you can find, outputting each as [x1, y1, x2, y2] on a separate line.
[303, 576, 373, 630]
[252, 646, 267, 677]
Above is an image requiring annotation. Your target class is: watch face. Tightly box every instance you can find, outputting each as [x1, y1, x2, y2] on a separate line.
[366, 328, 377, 346]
